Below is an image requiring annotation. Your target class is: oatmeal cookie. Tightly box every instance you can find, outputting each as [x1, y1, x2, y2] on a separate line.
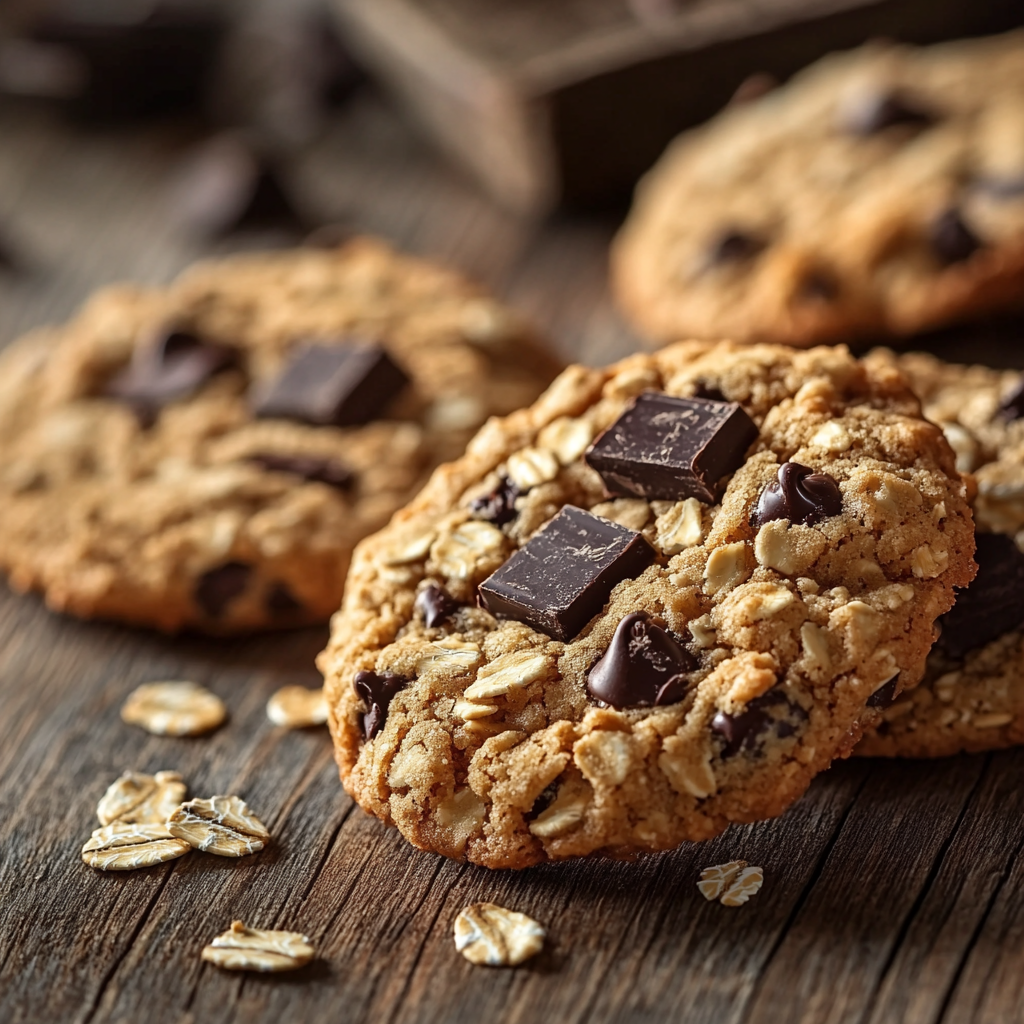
[0, 238, 558, 632]
[859, 352, 1024, 757]
[612, 32, 1024, 347]
[319, 341, 974, 868]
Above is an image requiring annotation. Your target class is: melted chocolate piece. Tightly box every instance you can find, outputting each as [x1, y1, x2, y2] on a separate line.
[751, 462, 843, 529]
[266, 581, 304, 617]
[254, 343, 408, 428]
[585, 392, 759, 504]
[478, 505, 656, 642]
[844, 90, 935, 135]
[469, 477, 521, 526]
[998, 378, 1024, 421]
[929, 208, 981, 266]
[249, 452, 353, 490]
[195, 562, 252, 618]
[416, 584, 458, 628]
[353, 670, 408, 740]
[866, 675, 900, 709]
[936, 532, 1024, 660]
[587, 612, 695, 708]
[711, 689, 806, 756]
[707, 228, 765, 266]
[105, 328, 236, 426]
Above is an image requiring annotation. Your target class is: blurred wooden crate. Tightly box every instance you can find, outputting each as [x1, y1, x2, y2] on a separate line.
[330, 0, 1024, 215]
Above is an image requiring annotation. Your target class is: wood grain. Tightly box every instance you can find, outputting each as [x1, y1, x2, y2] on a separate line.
[0, 87, 1023, 1024]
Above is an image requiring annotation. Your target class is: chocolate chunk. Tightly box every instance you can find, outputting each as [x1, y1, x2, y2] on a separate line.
[587, 612, 695, 707]
[170, 135, 306, 238]
[585, 392, 759, 504]
[929, 208, 981, 266]
[706, 228, 765, 267]
[751, 462, 843, 529]
[692, 381, 726, 402]
[936, 532, 1024, 660]
[998, 378, 1024, 421]
[415, 585, 458, 628]
[353, 670, 408, 740]
[266, 581, 304, 617]
[844, 90, 935, 135]
[195, 562, 252, 618]
[798, 269, 839, 302]
[249, 452, 353, 490]
[253, 343, 409, 427]
[478, 506, 656, 642]
[105, 328, 236, 426]
[866, 675, 900, 709]
[469, 477, 521, 526]
[711, 689, 806, 756]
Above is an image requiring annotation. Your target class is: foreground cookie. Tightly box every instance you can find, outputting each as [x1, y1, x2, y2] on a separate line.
[612, 32, 1024, 347]
[0, 238, 557, 631]
[859, 352, 1024, 757]
[320, 341, 974, 867]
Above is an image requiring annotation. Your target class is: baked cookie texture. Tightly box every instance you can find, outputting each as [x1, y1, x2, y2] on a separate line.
[320, 341, 975, 868]
[859, 352, 1024, 757]
[0, 238, 559, 632]
[612, 32, 1024, 348]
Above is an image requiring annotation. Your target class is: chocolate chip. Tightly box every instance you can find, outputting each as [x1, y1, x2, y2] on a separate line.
[254, 343, 408, 428]
[751, 462, 842, 529]
[266, 581, 304, 617]
[866, 675, 900, 709]
[711, 689, 806, 756]
[195, 562, 252, 618]
[929, 208, 981, 266]
[587, 612, 694, 708]
[353, 670, 408, 740]
[936, 532, 1024, 660]
[415, 585, 458, 628]
[104, 328, 236, 426]
[693, 381, 726, 402]
[798, 269, 839, 303]
[998, 378, 1024, 421]
[586, 392, 759, 504]
[706, 228, 765, 267]
[526, 782, 559, 822]
[478, 506, 656, 642]
[469, 477, 521, 526]
[844, 90, 935, 135]
[248, 452, 353, 490]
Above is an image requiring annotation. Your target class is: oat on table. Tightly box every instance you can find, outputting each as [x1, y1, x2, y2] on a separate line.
[81, 823, 191, 871]
[121, 681, 226, 736]
[202, 921, 314, 972]
[612, 31, 1024, 348]
[453, 903, 546, 966]
[96, 769, 187, 825]
[167, 795, 270, 857]
[319, 340, 974, 868]
[0, 237, 558, 632]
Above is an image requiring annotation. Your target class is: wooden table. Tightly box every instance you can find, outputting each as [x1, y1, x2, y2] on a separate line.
[2, 90, 1023, 1024]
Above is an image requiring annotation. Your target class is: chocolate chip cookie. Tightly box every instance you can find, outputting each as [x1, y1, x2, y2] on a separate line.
[0, 238, 559, 632]
[319, 341, 975, 867]
[859, 351, 1024, 757]
[612, 32, 1024, 348]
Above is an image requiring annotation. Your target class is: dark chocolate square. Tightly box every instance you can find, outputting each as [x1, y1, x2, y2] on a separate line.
[253, 342, 409, 427]
[478, 505, 655, 641]
[585, 392, 758, 503]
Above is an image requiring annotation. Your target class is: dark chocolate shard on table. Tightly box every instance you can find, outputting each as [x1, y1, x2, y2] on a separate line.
[353, 670, 408, 740]
[253, 342, 409, 427]
[585, 392, 758, 504]
[587, 612, 694, 708]
[477, 505, 655, 642]
[104, 328, 237, 426]
[750, 462, 843, 529]
[935, 532, 1024, 660]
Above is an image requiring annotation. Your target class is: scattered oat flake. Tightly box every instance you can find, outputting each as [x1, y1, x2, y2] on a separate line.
[266, 686, 329, 729]
[167, 794, 270, 857]
[698, 860, 764, 906]
[202, 921, 314, 972]
[721, 866, 764, 906]
[453, 902, 545, 967]
[81, 823, 191, 871]
[121, 681, 226, 736]
[96, 770, 187, 826]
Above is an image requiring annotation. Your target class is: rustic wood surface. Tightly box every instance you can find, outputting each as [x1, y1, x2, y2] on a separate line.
[2, 89, 1024, 1024]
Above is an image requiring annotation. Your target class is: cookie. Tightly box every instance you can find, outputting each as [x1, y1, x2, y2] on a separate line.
[0, 238, 559, 632]
[612, 32, 1024, 348]
[319, 341, 974, 868]
[858, 352, 1024, 757]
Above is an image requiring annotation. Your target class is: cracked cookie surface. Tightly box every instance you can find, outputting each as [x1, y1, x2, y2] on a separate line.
[0, 238, 558, 632]
[320, 341, 974, 868]
[612, 32, 1024, 348]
